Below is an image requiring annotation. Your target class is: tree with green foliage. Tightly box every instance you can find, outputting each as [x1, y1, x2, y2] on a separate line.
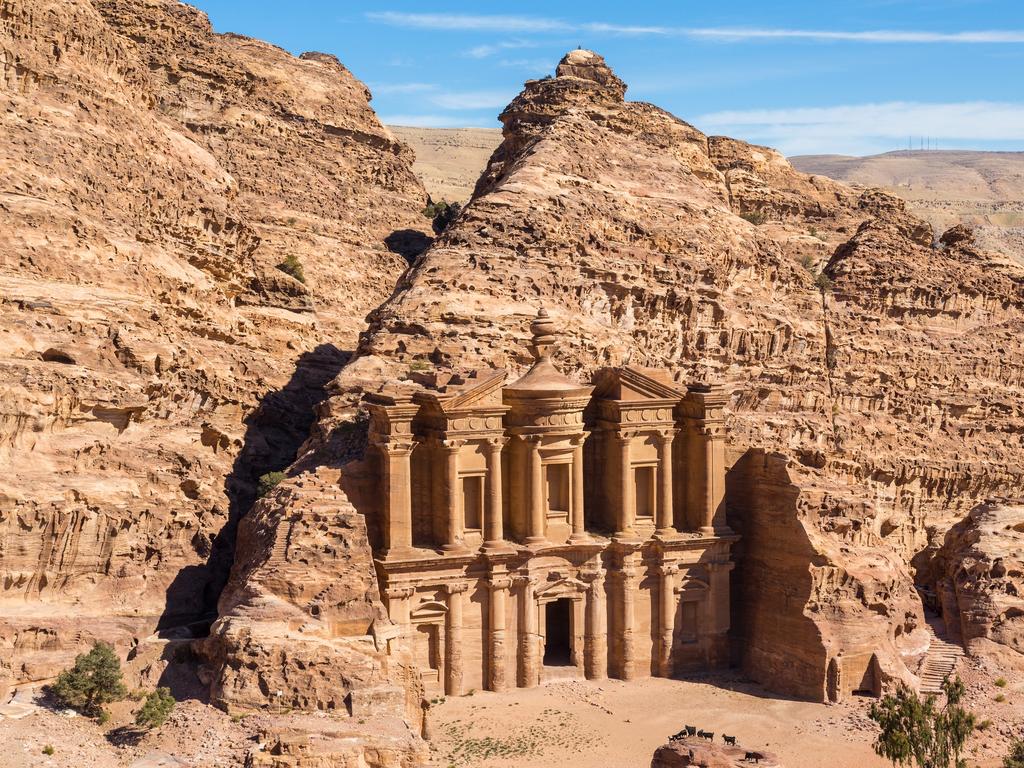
[422, 199, 461, 235]
[135, 687, 176, 729]
[257, 470, 286, 498]
[49, 641, 127, 719]
[276, 254, 306, 284]
[1004, 739, 1024, 768]
[868, 676, 975, 768]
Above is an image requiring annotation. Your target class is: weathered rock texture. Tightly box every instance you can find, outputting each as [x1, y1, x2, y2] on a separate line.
[936, 500, 1024, 656]
[329, 50, 1024, 700]
[652, 738, 781, 768]
[0, 0, 427, 695]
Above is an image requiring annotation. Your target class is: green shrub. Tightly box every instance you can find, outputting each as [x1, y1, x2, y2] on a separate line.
[135, 687, 176, 729]
[1004, 738, 1024, 768]
[815, 272, 835, 293]
[276, 254, 306, 284]
[995, 693, 1007, 703]
[256, 471, 286, 498]
[42, 745, 54, 756]
[422, 199, 462, 235]
[798, 253, 816, 271]
[49, 641, 127, 720]
[995, 677, 1008, 688]
[740, 210, 766, 225]
[977, 718, 994, 731]
[869, 677, 974, 768]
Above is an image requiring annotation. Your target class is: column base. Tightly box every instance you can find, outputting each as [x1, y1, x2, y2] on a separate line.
[383, 546, 420, 561]
[612, 530, 642, 544]
[654, 528, 680, 540]
[442, 542, 472, 555]
[482, 540, 516, 554]
[699, 525, 734, 537]
[524, 536, 548, 548]
[568, 531, 592, 544]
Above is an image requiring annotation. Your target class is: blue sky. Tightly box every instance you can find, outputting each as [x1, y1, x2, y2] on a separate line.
[191, 1, 1024, 156]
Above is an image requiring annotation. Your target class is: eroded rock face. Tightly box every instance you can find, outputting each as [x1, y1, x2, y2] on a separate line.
[652, 738, 782, 768]
[331, 49, 1024, 700]
[0, 0, 427, 694]
[936, 500, 1024, 656]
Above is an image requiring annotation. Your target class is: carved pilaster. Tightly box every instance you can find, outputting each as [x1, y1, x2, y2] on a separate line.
[444, 582, 470, 696]
[655, 564, 677, 677]
[568, 432, 590, 543]
[375, 438, 417, 557]
[440, 439, 470, 553]
[654, 429, 679, 537]
[516, 576, 541, 687]
[483, 437, 510, 551]
[525, 435, 546, 546]
[487, 576, 513, 692]
[583, 571, 607, 680]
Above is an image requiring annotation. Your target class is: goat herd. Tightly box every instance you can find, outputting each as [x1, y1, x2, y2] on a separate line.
[668, 725, 768, 764]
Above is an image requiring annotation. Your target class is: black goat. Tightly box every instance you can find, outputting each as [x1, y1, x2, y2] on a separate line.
[723, 734, 737, 746]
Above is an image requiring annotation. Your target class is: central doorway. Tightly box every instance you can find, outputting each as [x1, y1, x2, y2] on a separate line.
[544, 598, 573, 666]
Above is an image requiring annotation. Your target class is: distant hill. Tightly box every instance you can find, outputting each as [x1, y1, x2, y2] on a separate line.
[388, 126, 502, 204]
[791, 150, 1024, 260]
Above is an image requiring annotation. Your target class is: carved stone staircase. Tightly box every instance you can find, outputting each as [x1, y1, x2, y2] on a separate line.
[919, 620, 964, 695]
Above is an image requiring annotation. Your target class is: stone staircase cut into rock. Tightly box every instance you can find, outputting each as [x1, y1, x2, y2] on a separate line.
[919, 621, 965, 695]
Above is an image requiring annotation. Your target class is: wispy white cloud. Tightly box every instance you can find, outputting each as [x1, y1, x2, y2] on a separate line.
[382, 114, 498, 128]
[428, 89, 514, 110]
[497, 58, 554, 73]
[367, 11, 1024, 44]
[687, 27, 1024, 43]
[465, 39, 540, 59]
[366, 12, 569, 33]
[694, 101, 1024, 155]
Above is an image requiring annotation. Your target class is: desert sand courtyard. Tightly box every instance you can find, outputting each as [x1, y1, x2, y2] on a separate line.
[427, 675, 907, 768]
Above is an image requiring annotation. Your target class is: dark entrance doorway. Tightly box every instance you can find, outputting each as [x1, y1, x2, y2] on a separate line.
[544, 598, 572, 666]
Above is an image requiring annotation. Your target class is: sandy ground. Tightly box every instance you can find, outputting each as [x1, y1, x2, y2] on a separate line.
[426, 670, 1017, 768]
[2, 657, 1018, 767]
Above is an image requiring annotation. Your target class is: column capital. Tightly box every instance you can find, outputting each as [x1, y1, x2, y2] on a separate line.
[569, 431, 591, 448]
[615, 429, 641, 442]
[521, 433, 544, 444]
[513, 574, 539, 590]
[484, 435, 509, 451]
[488, 576, 514, 592]
[581, 570, 605, 588]
[373, 437, 416, 455]
[440, 438, 467, 452]
[655, 428, 679, 444]
[654, 562, 678, 578]
[384, 585, 415, 600]
[444, 581, 471, 596]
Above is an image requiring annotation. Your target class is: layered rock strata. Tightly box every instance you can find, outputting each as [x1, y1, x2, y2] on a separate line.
[0, 0, 427, 695]
[323, 50, 1024, 700]
[935, 500, 1024, 656]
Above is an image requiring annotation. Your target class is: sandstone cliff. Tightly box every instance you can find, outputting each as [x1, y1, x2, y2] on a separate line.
[0, 0, 428, 696]
[323, 50, 1024, 700]
[936, 500, 1024, 657]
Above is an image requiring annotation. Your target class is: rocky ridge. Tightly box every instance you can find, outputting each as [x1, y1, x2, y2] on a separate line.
[317, 49, 1024, 700]
[0, 0, 428, 698]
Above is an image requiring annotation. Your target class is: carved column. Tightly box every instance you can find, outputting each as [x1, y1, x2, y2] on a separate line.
[517, 577, 540, 687]
[483, 437, 508, 550]
[682, 385, 728, 535]
[655, 429, 678, 537]
[384, 585, 415, 638]
[615, 432, 638, 541]
[487, 575, 511, 692]
[444, 582, 468, 696]
[569, 433, 589, 543]
[619, 565, 639, 680]
[657, 564, 676, 677]
[525, 436, 546, 546]
[584, 572, 607, 680]
[380, 440, 416, 556]
[441, 439, 468, 552]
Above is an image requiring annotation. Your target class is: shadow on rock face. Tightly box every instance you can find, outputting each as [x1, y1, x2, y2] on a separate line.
[384, 228, 433, 262]
[156, 343, 352, 637]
